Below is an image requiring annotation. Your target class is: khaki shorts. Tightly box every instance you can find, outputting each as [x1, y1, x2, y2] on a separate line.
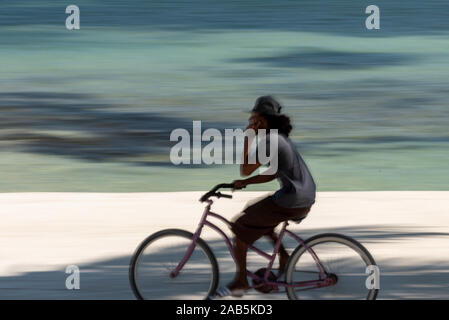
[230, 195, 311, 245]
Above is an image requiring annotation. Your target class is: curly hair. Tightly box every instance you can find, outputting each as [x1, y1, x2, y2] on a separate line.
[263, 114, 292, 137]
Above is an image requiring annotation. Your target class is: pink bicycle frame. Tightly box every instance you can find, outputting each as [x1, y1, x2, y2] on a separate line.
[171, 200, 334, 290]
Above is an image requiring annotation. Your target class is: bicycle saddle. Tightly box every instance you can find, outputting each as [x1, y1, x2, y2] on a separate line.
[290, 215, 307, 224]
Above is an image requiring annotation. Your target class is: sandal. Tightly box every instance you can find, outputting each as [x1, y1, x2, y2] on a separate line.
[209, 286, 247, 299]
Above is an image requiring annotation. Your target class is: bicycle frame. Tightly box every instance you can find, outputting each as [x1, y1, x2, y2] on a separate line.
[171, 199, 335, 290]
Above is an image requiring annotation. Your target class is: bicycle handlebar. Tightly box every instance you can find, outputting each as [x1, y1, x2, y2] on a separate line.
[199, 183, 235, 202]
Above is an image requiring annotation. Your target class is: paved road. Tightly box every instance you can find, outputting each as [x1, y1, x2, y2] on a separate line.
[0, 192, 448, 299]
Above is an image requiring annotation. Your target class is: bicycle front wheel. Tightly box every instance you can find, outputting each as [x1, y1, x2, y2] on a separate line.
[286, 233, 378, 300]
[129, 229, 219, 300]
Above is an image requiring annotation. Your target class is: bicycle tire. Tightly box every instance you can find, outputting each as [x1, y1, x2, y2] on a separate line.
[285, 233, 379, 300]
[129, 229, 219, 300]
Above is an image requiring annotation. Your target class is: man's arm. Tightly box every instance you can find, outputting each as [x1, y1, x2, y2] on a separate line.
[233, 174, 276, 190]
[240, 134, 261, 176]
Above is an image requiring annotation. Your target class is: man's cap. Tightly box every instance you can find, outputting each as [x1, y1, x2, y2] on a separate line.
[251, 96, 283, 116]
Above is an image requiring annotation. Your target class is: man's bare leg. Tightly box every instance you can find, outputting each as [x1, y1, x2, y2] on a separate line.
[227, 237, 250, 290]
[266, 232, 289, 278]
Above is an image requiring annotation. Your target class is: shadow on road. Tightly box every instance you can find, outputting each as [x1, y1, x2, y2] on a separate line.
[0, 224, 448, 299]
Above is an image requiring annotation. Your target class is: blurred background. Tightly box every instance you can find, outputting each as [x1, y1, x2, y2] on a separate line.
[1, 0, 448, 192]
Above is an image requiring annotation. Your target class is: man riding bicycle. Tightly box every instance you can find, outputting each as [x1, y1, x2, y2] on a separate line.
[218, 96, 316, 297]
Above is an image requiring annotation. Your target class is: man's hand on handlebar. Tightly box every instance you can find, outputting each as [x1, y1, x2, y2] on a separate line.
[232, 179, 247, 191]
[199, 183, 235, 202]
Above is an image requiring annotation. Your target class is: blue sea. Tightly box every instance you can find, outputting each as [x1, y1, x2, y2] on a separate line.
[0, 0, 448, 191]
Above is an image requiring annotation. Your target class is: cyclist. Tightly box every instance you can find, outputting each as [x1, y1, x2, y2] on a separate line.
[217, 96, 316, 297]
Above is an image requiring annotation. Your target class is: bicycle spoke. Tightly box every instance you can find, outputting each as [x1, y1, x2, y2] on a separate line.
[293, 269, 321, 274]
[130, 230, 218, 300]
[286, 234, 377, 300]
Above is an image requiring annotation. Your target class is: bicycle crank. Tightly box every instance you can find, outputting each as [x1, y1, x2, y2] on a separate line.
[252, 268, 279, 293]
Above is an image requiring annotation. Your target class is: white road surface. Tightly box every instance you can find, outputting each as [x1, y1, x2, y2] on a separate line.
[0, 191, 448, 299]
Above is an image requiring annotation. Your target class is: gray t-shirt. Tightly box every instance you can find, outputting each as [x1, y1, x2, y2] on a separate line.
[257, 132, 316, 208]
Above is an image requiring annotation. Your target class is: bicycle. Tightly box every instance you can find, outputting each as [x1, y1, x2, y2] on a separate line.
[129, 183, 379, 300]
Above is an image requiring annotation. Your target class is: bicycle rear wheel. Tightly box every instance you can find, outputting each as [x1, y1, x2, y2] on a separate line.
[129, 229, 219, 300]
[286, 233, 378, 300]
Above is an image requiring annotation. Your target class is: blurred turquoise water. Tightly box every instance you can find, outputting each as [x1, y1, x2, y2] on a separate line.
[0, 1, 448, 191]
